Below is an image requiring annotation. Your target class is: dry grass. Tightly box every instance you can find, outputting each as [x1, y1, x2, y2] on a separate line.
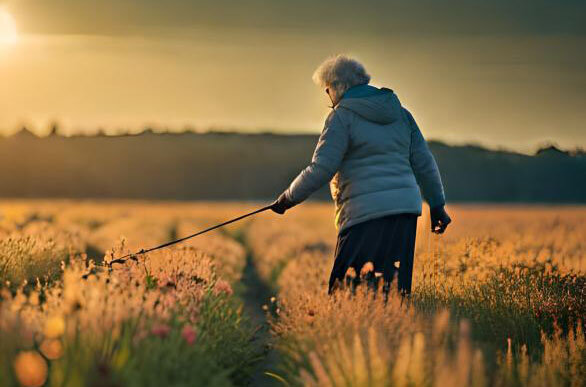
[248, 204, 586, 386]
[0, 200, 259, 386]
[0, 201, 584, 386]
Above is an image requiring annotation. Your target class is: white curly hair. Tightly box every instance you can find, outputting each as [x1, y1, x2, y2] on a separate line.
[312, 55, 371, 97]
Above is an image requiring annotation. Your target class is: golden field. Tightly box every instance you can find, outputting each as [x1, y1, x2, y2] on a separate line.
[0, 200, 584, 386]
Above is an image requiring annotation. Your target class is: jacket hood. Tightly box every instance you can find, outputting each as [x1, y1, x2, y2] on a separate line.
[336, 86, 401, 125]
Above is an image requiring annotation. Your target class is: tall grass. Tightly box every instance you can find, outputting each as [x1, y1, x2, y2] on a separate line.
[0, 201, 260, 387]
[248, 204, 586, 386]
[1, 201, 584, 386]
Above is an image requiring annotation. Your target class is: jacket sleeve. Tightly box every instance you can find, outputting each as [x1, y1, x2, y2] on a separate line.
[284, 110, 350, 204]
[403, 108, 446, 208]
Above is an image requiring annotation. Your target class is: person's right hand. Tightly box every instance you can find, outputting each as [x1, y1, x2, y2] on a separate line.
[271, 192, 295, 215]
[430, 205, 451, 234]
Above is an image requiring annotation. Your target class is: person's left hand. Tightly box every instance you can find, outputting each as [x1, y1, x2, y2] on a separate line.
[271, 192, 295, 215]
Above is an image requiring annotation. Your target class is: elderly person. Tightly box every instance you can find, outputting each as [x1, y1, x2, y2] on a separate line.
[271, 55, 451, 297]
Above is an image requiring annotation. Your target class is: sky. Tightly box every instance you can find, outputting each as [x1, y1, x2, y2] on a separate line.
[0, 0, 584, 152]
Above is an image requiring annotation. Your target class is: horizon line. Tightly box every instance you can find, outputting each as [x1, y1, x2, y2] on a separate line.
[2, 125, 584, 157]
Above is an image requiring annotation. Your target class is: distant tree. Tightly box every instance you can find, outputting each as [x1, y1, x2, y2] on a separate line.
[181, 125, 197, 134]
[141, 127, 155, 135]
[535, 143, 568, 157]
[48, 121, 60, 136]
[13, 126, 37, 138]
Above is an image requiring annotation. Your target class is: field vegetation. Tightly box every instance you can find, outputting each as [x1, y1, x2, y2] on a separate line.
[0, 201, 584, 386]
[0, 201, 260, 386]
[248, 204, 585, 386]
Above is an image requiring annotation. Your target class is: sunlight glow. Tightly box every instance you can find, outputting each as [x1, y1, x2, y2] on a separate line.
[0, 8, 18, 45]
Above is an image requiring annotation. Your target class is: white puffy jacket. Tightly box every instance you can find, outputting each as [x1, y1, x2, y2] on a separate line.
[283, 85, 446, 232]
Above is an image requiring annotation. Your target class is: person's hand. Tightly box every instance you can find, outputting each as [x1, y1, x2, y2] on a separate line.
[271, 192, 295, 215]
[430, 205, 451, 234]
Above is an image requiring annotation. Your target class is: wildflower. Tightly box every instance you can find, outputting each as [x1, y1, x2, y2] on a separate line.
[360, 261, 374, 276]
[151, 324, 171, 338]
[213, 280, 233, 296]
[181, 325, 197, 345]
[44, 316, 65, 339]
[40, 339, 63, 360]
[13, 351, 48, 387]
[345, 267, 356, 278]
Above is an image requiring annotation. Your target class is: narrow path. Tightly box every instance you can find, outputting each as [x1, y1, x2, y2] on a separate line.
[234, 229, 285, 387]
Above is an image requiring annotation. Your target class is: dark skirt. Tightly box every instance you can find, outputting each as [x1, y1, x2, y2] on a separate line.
[328, 213, 418, 295]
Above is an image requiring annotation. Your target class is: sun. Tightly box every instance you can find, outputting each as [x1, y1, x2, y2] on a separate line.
[0, 7, 18, 45]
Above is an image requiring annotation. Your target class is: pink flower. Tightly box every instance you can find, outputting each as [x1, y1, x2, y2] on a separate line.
[151, 324, 171, 338]
[181, 325, 197, 345]
[213, 280, 233, 296]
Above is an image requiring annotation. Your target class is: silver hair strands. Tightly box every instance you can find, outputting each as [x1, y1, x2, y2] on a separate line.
[312, 55, 371, 97]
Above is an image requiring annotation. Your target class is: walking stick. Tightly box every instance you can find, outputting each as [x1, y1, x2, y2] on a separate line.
[107, 204, 274, 267]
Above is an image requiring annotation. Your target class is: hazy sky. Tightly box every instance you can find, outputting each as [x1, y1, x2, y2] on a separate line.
[0, 0, 584, 152]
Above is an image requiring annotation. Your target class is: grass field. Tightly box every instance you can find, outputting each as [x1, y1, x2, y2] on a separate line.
[0, 200, 584, 386]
